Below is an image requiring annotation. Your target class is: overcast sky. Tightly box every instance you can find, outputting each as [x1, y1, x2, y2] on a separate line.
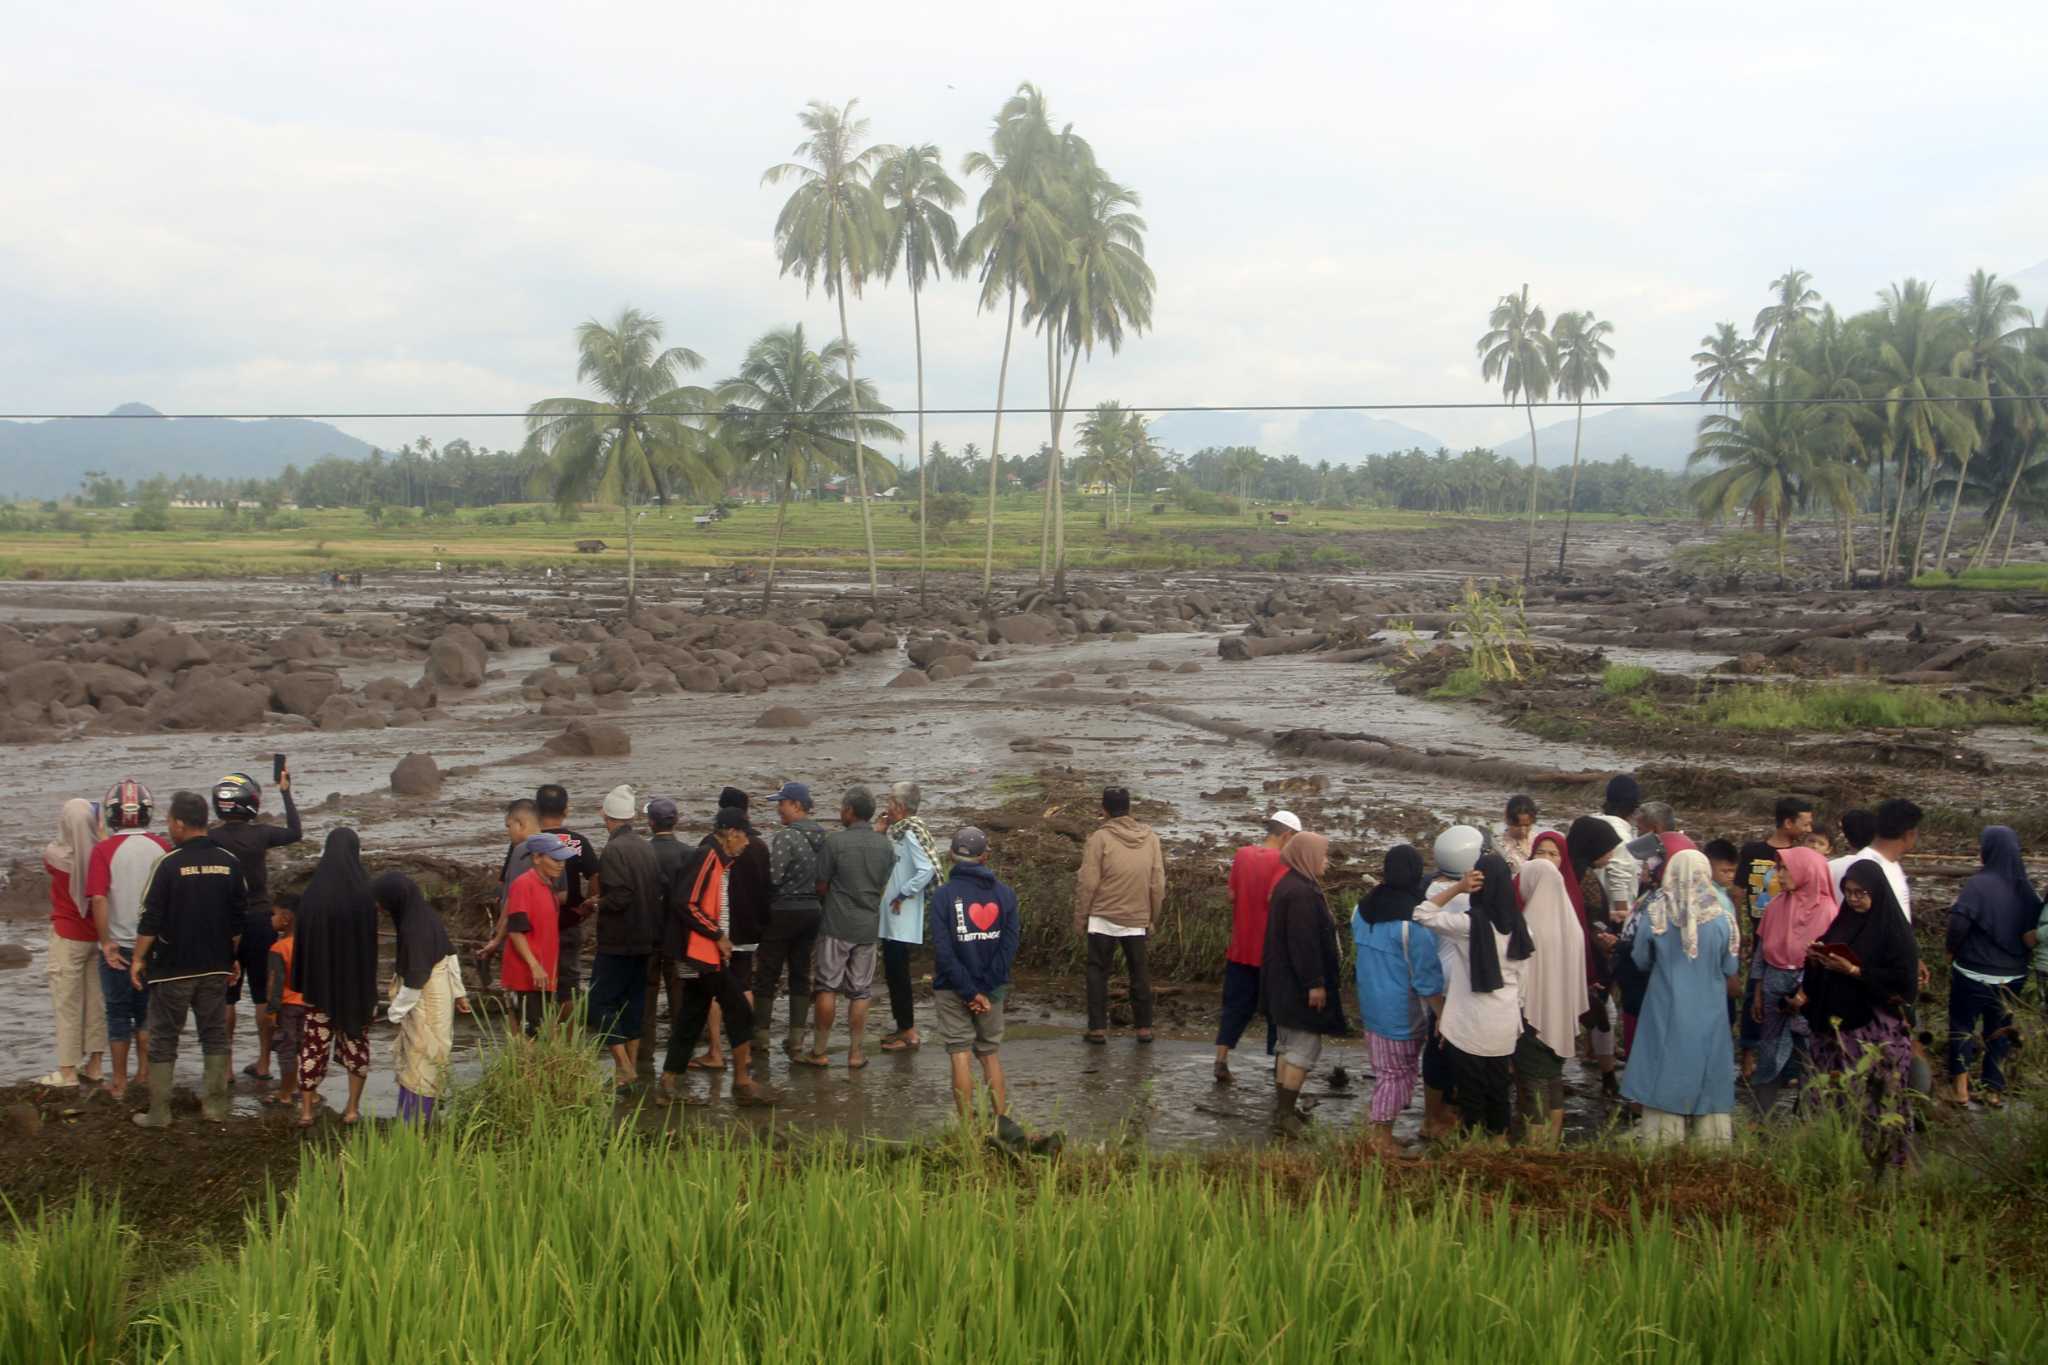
[3, 0, 2044, 465]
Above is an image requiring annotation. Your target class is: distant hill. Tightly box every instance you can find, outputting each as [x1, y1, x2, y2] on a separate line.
[1150, 408, 1448, 464]
[0, 403, 376, 499]
[1493, 388, 1711, 473]
[2011, 259, 2048, 321]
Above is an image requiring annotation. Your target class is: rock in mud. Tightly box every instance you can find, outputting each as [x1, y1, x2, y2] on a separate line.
[390, 752, 443, 796]
[1033, 672, 1076, 689]
[423, 636, 484, 689]
[964, 676, 995, 690]
[1147, 659, 1171, 672]
[4, 1102, 39, 1136]
[0, 943, 32, 968]
[1174, 661, 1202, 674]
[676, 664, 722, 693]
[269, 672, 341, 718]
[1201, 785, 1251, 801]
[886, 669, 932, 689]
[4, 661, 85, 708]
[993, 614, 1058, 647]
[147, 678, 268, 732]
[316, 697, 387, 731]
[78, 662, 155, 709]
[755, 706, 809, 728]
[546, 721, 631, 757]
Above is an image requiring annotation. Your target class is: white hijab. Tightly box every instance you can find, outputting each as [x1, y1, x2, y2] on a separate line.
[45, 798, 100, 879]
[1515, 857, 1589, 1061]
[1645, 848, 1735, 961]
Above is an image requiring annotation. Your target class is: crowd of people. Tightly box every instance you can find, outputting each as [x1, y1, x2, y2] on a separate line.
[29, 761, 2048, 1157]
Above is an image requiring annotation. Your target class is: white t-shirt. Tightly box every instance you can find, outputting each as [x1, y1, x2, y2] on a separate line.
[1594, 814, 1640, 916]
[1831, 847, 1912, 922]
[86, 832, 172, 946]
[1415, 882, 1525, 1058]
[1088, 916, 1146, 938]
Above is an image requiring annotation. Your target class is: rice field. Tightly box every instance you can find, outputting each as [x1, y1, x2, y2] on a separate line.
[1693, 682, 2040, 733]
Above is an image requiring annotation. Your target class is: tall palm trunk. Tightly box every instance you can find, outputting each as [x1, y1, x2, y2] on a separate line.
[1051, 340, 1080, 598]
[1935, 448, 1973, 570]
[624, 498, 637, 618]
[1974, 445, 2032, 569]
[1909, 459, 1935, 579]
[1038, 329, 1056, 584]
[2000, 509, 2021, 566]
[835, 284, 880, 606]
[1885, 450, 1912, 576]
[1520, 400, 1541, 582]
[763, 471, 792, 610]
[912, 277, 929, 605]
[980, 284, 1019, 603]
[1555, 399, 1586, 577]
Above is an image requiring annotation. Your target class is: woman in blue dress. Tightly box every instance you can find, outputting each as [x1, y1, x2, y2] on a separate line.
[1620, 848, 1741, 1147]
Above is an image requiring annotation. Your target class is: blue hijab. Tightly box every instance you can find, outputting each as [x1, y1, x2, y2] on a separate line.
[1951, 826, 2042, 955]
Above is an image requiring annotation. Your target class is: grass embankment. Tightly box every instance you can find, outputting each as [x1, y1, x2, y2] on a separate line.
[1912, 564, 2048, 592]
[1588, 663, 2044, 734]
[0, 498, 1446, 581]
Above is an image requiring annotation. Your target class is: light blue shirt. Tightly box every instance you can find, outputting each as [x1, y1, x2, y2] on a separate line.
[879, 827, 938, 945]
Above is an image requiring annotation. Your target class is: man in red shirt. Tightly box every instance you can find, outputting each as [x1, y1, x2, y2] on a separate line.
[502, 833, 572, 1037]
[1213, 811, 1300, 1083]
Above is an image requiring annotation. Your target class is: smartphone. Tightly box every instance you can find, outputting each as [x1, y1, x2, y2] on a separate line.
[273, 752, 287, 783]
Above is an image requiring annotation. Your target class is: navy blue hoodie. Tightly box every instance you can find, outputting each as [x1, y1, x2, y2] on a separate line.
[929, 861, 1020, 1001]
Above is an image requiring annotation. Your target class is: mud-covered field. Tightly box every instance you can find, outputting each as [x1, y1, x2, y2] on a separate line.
[2, 516, 2043, 1177]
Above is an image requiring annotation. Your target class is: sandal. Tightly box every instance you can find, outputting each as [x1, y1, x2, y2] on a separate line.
[880, 1035, 920, 1052]
[735, 1087, 780, 1107]
[846, 1055, 869, 1071]
[296, 1114, 316, 1130]
[33, 1071, 78, 1089]
[688, 1056, 726, 1071]
[1135, 1031, 1154, 1045]
[1083, 1032, 1107, 1046]
[1984, 1091, 2005, 1110]
[242, 1063, 273, 1080]
[791, 1054, 832, 1069]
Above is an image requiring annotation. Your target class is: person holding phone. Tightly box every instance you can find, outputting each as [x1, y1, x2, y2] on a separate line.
[209, 761, 303, 1083]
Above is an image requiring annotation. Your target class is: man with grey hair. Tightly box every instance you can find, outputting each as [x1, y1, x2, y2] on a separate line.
[876, 780, 939, 1052]
[795, 785, 895, 1070]
[1634, 801, 1679, 838]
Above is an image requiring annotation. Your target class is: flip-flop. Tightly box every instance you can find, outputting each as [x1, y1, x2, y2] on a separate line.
[33, 1071, 77, 1088]
[242, 1064, 273, 1079]
[791, 1055, 832, 1069]
[880, 1036, 920, 1052]
[1083, 1033, 1107, 1046]
[295, 1115, 316, 1130]
[689, 1057, 726, 1071]
[846, 1056, 869, 1070]
[1135, 1033, 1154, 1045]
[340, 1113, 362, 1126]
[1984, 1092, 2006, 1110]
[735, 1088, 780, 1107]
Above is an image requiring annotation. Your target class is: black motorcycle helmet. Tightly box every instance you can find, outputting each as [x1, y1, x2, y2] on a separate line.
[211, 772, 262, 821]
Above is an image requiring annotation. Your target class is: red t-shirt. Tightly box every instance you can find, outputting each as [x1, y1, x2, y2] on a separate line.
[45, 861, 96, 942]
[1226, 844, 1288, 966]
[501, 869, 560, 993]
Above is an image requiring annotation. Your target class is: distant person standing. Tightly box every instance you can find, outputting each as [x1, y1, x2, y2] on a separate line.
[590, 786, 660, 1090]
[289, 830, 379, 1129]
[876, 782, 940, 1053]
[758, 783, 827, 1058]
[798, 786, 894, 1071]
[130, 791, 246, 1128]
[535, 783, 601, 1017]
[1943, 827, 2040, 1108]
[209, 767, 302, 1084]
[40, 798, 107, 1090]
[1213, 810, 1299, 1084]
[501, 834, 572, 1036]
[1414, 853, 1532, 1140]
[1259, 832, 1346, 1140]
[1352, 845, 1450, 1155]
[640, 797, 692, 1075]
[87, 779, 171, 1100]
[1074, 787, 1166, 1045]
[690, 788, 771, 1070]
[928, 827, 1021, 1127]
[658, 810, 775, 1107]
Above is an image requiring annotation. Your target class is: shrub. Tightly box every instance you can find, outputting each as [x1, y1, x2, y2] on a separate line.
[1180, 488, 1240, 516]
[1602, 663, 1655, 695]
[130, 493, 170, 532]
[1430, 666, 1487, 699]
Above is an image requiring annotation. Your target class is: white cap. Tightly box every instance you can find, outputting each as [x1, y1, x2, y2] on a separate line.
[601, 784, 636, 820]
[1267, 810, 1302, 833]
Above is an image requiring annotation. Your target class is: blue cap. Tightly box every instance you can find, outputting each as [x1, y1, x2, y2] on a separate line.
[524, 832, 577, 861]
[770, 782, 812, 809]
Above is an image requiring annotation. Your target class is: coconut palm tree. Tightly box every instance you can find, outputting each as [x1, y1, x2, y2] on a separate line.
[1939, 269, 2034, 569]
[1870, 279, 1976, 577]
[959, 84, 1065, 602]
[1753, 267, 1822, 366]
[1974, 319, 2048, 567]
[1223, 446, 1263, 510]
[1692, 323, 1759, 415]
[526, 308, 722, 618]
[718, 324, 902, 608]
[763, 99, 892, 604]
[1476, 285, 1555, 581]
[876, 142, 964, 605]
[1784, 305, 1878, 582]
[1550, 310, 1615, 576]
[1687, 384, 1829, 575]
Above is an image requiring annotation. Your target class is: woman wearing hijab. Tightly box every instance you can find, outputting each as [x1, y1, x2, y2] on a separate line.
[1260, 832, 1347, 1140]
[1619, 849, 1741, 1146]
[375, 872, 469, 1123]
[290, 828, 379, 1128]
[40, 798, 107, 1088]
[1514, 857, 1588, 1147]
[1414, 853, 1532, 1138]
[1943, 827, 2041, 1108]
[1806, 859, 1920, 1166]
[1746, 844, 1837, 1089]
[1352, 845, 1450, 1153]
[1610, 831, 1699, 1058]
[1559, 819, 1624, 1095]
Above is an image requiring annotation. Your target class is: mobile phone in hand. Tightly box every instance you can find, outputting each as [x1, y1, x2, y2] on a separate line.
[273, 752, 287, 783]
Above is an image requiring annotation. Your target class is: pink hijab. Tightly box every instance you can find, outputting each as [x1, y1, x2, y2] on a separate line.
[1759, 844, 1838, 970]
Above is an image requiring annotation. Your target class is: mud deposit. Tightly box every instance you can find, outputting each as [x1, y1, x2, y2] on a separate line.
[3, 518, 2044, 1149]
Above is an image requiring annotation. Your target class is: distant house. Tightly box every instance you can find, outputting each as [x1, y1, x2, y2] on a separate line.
[170, 497, 230, 510]
[1079, 481, 1115, 496]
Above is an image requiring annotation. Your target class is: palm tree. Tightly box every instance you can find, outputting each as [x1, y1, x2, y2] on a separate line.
[719, 324, 902, 608]
[1784, 305, 1878, 583]
[1974, 319, 2048, 567]
[1940, 269, 2033, 569]
[1476, 284, 1556, 581]
[876, 142, 964, 605]
[959, 84, 1065, 602]
[1692, 323, 1759, 415]
[1550, 310, 1615, 575]
[1687, 386, 1829, 575]
[1871, 279, 1975, 577]
[1753, 267, 1821, 366]
[526, 309, 722, 617]
[1223, 446, 1263, 510]
[763, 99, 892, 604]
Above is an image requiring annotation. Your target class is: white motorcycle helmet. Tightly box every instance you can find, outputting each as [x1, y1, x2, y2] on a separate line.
[1432, 825, 1486, 878]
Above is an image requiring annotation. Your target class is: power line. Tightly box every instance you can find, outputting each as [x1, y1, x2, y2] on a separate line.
[3, 394, 2045, 421]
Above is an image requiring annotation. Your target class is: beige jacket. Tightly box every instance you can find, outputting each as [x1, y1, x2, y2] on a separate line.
[1072, 817, 1166, 932]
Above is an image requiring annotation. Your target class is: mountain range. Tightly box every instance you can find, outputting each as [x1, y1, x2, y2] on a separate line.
[1149, 408, 1450, 465]
[0, 403, 374, 499]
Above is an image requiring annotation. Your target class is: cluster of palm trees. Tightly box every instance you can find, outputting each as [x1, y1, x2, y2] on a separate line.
[1686, 269, 2046, 580]
[526, 85, 1155, 613]
[1076, 400, 1159, 525]
[1474, 287, 1616, 579]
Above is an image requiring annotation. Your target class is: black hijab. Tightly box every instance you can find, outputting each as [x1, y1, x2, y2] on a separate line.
[1804, 858, 1919, 1034]
[1465, 852, 1534, 993]
[290, 828, 380, 1038]
[1357, 845, 1428, 926]
[374, 871, 453, 992]
[1564, 816, 1622, 884]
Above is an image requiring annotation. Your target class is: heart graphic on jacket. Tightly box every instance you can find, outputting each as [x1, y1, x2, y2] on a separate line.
[967, 901, 1000, 932]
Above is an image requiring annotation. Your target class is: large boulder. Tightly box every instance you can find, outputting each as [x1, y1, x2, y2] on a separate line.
[124, 628, 212, 674]
[272, 627, 336, 662]
[147, 678, 268, 731]
[676, 664, 722, 693]
[423, 635, 484, 689]
[886, 668, 932, 689]
[755, 705, 809, 728]
[316, 697, 387, 731]
[5, 661, 86, 708]
[545, 720, 631, 757]
[269, 672, 342, 718]
[390, 752, 443, 796]
[77, 663, 155, 709]
[993, 614, 1059, 646]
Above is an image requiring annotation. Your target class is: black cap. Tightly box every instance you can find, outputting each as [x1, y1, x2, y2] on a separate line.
[718, 786, 749, 811]
[714, 807, 750, 831]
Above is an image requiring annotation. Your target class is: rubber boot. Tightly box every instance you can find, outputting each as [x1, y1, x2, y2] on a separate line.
[132, 1061, 175, 1128]
[201, 1054, 231, 1121]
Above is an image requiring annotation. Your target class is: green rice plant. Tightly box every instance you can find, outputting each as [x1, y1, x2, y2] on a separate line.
[439, 1009, 614, 1144]
[1911, 564, 2048, 592]
[120, 1117, 2045, 1363]
[1451, 577, 1533, 682]
[1697, 683, 2022, 732]
[1429, 665, 1488, 699]
[1601, 662, 1654, 695]
[0, 1193, 134, 1365]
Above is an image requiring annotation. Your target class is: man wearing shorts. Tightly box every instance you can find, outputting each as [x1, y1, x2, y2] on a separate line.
[798, 786, 893, 1070]
[929, 827, 1020, 1130]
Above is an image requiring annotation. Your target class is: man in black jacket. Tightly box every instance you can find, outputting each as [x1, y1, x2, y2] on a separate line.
[590, 785, 661, 1088]
[131, 790, 247, 1128]
[687, 786, 772, 1070]
[639, 796, 691, 1076]
[208, 766, 301, 1084]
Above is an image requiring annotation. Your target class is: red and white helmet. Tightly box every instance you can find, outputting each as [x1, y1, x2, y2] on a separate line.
[103, 777, 154, 830]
